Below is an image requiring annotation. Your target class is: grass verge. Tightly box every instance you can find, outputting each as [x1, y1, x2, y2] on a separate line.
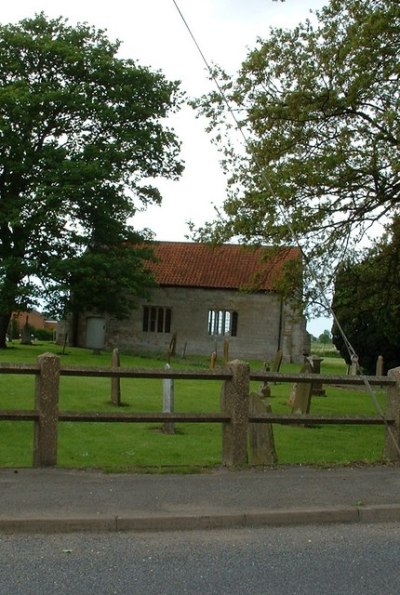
[0, 342, 390, 471]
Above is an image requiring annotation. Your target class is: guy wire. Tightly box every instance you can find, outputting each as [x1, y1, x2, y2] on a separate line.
[171, 0, 400, 455]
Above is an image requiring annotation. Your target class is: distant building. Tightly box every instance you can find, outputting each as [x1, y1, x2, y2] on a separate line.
[69, 242, 310, 362]
[10, 310, 58, 338]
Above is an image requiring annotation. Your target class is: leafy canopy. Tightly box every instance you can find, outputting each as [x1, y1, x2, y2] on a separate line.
[0, 14, 183, 339]
[332, 217, 400, 374]
[193, 0, 400, 309]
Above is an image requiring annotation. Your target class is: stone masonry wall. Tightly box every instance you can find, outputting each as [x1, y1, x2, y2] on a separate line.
[77, 287, 309, 363]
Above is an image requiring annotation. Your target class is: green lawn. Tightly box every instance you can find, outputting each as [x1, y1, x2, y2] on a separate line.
[0, 342, 391, 471]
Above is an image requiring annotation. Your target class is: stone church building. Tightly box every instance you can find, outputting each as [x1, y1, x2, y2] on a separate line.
[74, 242, 310, 362]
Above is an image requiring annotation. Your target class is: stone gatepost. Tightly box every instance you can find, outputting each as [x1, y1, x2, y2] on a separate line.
[111, 348, 121, 406]
[33, 352, 60, 467]
[383, 367, 400, 461]
[221, 360, 250, 467]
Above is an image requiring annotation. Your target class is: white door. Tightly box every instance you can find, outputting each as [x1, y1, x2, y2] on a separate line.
[85, 317, 105, 349]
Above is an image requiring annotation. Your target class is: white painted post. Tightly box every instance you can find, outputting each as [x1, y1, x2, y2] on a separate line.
[163, 363, 175, 434]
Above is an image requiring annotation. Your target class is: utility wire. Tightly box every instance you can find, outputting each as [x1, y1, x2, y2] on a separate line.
[171, 0, 400, 454]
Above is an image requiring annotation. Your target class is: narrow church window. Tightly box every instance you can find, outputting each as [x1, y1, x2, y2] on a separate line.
[143, 306, 172, 333]
[208, 309, 238, 337]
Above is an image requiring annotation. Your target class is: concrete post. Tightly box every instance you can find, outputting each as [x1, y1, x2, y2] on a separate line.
[221, 360, 250, 467]
[384, 367, 400, 461]
[33, 352, 60, 467]
[111, 348, 121, 406]
[163, 363, 175, 434]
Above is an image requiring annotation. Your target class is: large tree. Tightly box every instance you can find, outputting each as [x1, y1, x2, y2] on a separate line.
[0, 14, 183, 347]
[331, 217, 400, 374]
[193, 0, 400, 309]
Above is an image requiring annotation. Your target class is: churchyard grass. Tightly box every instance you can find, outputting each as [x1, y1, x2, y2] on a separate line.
[0, 343, 389, 471]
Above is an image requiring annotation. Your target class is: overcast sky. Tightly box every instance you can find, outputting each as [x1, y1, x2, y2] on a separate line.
[1, 1, 332, 335]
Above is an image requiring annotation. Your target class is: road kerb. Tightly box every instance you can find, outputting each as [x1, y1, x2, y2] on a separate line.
[1, 505, 400, 534]
[357, 504, 400, 523]
[0, 517, 117, 533]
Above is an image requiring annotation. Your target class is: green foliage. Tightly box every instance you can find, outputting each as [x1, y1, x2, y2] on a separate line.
[34, 328, 53, 340]
[318, 330, 332, 344]
[332, 218, 400, 373]
[0, 14, 184, 343]
[192, 0, 400, 308]
[45, 243, 157, 319]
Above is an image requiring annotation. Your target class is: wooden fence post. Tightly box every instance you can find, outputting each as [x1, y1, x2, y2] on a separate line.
[111, 348, 121, 406]
[33, 352, 60, 467]
[383, 366, 400, 461]
[221, 360, 250, 467]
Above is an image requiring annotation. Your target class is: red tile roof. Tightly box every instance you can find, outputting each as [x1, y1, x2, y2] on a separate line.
[147, 242, 301, 292]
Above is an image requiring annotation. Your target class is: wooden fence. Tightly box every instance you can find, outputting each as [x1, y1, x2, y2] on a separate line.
[0, 353, 399, 468]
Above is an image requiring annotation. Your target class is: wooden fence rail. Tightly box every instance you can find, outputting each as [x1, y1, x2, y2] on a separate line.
[0, 353, 399, 468]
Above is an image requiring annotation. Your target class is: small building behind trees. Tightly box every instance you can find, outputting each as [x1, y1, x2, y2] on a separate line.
[8, 311, 58, 341]
[68, 242, 310, 362]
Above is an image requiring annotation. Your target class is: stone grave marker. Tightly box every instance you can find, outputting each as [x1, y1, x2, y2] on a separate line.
[290, 359, 313, 415]
[248, 383, 277, 465]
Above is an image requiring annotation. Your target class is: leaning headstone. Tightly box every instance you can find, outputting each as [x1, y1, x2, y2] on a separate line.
[309, 356, 326, 396]
[248, 385, 277, 465]
[163, 363, 175, 434]
[290, 382, 312, 415]
[169, 333, 177, 357]
[260, 362, 272, 399]
[290, 360, 313, 415]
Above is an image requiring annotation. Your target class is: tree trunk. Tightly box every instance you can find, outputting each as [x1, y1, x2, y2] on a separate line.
[70, 310, 79, 347]
[0, 312, 12, 349]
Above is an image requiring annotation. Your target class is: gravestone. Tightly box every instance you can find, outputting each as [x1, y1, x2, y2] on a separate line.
[248, 384, 277, 465]
[20, 315, 32, 345]
[309, 356, 326, 396]
[210, 351, 217, 369]
[376, 355, 384, 377]
[350, 354, 359, 375]
[290, 360, 313, 415]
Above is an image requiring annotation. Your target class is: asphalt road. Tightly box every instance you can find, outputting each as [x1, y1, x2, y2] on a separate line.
[1, 523, 400, 594]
